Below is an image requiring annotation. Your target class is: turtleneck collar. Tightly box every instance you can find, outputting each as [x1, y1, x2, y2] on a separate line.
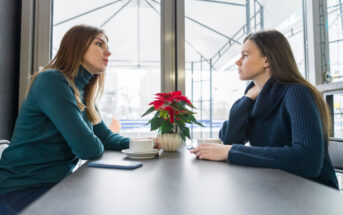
[245, 77, 289, 118]
[75, 65, 93, 91]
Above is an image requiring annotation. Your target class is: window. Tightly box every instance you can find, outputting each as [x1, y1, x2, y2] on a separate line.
[184, 0, 305, 139]
[327, 0, 343, 82]
[52, 0, 161, 138]
[317, 0, 343, 139]
[21, 0, 342, 142]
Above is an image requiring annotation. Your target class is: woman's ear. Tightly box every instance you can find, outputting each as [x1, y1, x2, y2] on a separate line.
[264, 57, 270, 69]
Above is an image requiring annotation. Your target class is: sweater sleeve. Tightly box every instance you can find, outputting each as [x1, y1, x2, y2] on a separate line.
[228, 86, 325, 179]
[93, 121, 130, 150]
[34, 72, 104, 160]
[219, 96, 254, 145]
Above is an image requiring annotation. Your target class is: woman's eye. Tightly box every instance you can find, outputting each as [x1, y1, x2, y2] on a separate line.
[243, 55, 248, 58]
[96, 42, 102, 47]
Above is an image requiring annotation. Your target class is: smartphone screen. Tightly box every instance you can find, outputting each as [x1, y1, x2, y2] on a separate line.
[88, 160, 143, 170]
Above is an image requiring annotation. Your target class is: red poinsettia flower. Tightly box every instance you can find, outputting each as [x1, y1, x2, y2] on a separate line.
[173, 95, 192, 105]
[155, 91, 193, 105]
[163, 106, 176, 123]
[142, 90, 204, 142]
[149, 100, 164, 110]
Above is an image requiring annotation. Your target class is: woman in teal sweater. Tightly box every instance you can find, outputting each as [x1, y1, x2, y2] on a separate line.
[191, 30, 338, 189]
[0, 25, 130, 214]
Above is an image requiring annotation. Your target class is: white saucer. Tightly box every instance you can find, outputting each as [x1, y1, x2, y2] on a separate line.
[121, 149, 160, 159]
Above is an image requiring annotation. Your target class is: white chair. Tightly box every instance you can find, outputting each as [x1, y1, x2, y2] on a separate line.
[329, 140, 343, 191]
[0, 140, 10, 159]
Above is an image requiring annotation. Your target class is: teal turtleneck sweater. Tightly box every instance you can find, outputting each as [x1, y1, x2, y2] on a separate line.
[0, 67, 129, 194]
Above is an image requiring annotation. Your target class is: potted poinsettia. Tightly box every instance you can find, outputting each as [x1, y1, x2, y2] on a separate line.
[141, 91, 203, 151]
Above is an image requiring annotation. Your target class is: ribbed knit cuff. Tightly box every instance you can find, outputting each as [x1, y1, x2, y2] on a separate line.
[120, 138, 130, 150]
[227, 144, 241, 163]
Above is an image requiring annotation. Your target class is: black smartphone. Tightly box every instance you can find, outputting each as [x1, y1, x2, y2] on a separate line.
[88, 160, 143, 170]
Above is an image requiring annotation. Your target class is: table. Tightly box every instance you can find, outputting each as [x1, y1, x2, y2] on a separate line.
[21, 147, 343, 215]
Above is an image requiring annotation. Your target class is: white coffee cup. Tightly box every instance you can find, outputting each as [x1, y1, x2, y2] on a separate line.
[197, 138, 223, 146]
[129, 138, 154, 153]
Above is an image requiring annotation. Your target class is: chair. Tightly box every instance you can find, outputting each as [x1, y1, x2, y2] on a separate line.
[328, 140, 343, 191]
[0, 140, 10, 159]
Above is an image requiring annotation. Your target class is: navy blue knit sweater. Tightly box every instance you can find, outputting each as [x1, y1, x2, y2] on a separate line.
[219, 78, 339, 189]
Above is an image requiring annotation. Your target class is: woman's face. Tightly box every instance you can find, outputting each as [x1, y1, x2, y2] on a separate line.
[235, 40, 269, 81]
[82, 33, 111, 74]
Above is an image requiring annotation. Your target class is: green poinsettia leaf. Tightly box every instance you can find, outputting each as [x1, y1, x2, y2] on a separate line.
[175, 120, 191, 140]
[179, 132, 186, 142]
[183, 127, 191, 139]
[141, 106, 155, 117]
[188, 104, 196, 109]
[185, 114, 204, 127]
[145, 119, 152, 126]
[161, 120, 174, 134]
[177, 114, 189, 123]
[178, 127, 190, 141]
[175, 119, 185, 129]
[188, 114, 196, 122]
[176, 101, 186, 109]
[194, 121, 205, 127]
[151, 117, 163, 131]
[159, 110, 168, 118]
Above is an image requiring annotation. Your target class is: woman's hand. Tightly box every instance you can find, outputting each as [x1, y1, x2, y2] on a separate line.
[146, 137, 161, 150]
[153, 138, 161, 150]
[190, 144, 232, 161]
[245, 85, 260, 100]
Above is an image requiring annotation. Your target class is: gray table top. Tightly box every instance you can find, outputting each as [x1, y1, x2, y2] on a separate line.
[21, 147, 343, 215]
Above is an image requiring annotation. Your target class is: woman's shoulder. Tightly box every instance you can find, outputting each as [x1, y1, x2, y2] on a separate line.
[29, 70, 73, 98]
[282, 83, 315, 106]
[35, 69, 65, 81]
[33, 69, 69, 88]
[283, 83, 312, 97]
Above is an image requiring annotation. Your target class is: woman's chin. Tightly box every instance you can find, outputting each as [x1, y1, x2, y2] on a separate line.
[90, 68, 106, 75]
[239, 74, 248, 81]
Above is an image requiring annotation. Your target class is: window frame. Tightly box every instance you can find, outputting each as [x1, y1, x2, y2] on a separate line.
[19, 0, 185, 106]
[20, 0, 343, 140]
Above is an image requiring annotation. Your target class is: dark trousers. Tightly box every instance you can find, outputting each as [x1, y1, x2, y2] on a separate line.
[0, 186, 52, 215]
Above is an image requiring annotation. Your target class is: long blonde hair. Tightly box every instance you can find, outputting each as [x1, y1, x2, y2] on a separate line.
[26, 25, 106, 124]
[244, 30, 332, 141]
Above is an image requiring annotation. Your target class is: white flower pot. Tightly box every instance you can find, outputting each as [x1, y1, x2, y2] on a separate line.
[158, 133, 183, 152]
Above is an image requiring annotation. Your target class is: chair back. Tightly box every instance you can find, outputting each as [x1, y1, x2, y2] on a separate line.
[0, 140, 10, 159]
[329, 140, 343, 171]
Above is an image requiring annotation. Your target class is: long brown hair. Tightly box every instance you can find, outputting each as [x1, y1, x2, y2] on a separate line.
[244, 30, 332, 141]
[26, 25, 106, 124]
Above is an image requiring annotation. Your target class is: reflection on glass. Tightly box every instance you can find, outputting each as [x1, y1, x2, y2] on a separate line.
[53, 0, 161, 138]
[327, 0, 343, 82]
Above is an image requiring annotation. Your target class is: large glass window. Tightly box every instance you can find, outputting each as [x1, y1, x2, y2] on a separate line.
[262, 0, 305, 76]
[185, 0, 304, 139]
[327, 0, 343, 82]
[325, 0, 343, 139]
[53, 0, 161, 138]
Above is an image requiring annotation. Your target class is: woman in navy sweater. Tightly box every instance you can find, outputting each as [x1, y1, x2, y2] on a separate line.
[191, 30, 339, 189]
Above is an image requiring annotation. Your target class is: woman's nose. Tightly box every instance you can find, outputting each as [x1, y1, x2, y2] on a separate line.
[235, 58, 241, 66]
[105, 50, 111, 56]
